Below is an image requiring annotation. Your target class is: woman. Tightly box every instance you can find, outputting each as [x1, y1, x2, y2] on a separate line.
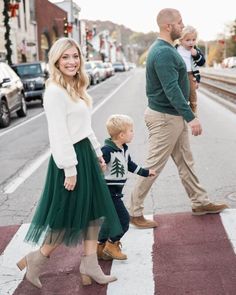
[17, 37, 122, 288]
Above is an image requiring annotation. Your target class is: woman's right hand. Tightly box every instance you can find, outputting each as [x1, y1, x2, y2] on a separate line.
[64, 175, 77, 191]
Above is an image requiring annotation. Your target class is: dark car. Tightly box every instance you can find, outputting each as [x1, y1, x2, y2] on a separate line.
[0, 62, 27, 128]
[11, 62, 48, 104]
[85, 61, 100, 85]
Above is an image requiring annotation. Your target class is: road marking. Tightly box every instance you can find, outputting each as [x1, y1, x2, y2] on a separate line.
[93, 76, 131, 113]
[2, 76, 132, 194]
[107, 214, 155, 295]
[3, 149, 50, 194]
[0, 224, 38, 295]
[0, 112, 45, 138]
[2, 211, 235, 294]
[220, 209, 236, 254]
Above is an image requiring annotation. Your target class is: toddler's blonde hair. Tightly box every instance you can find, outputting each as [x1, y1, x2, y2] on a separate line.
[106, 114, 133, 138]
[179, 25, 198, 41]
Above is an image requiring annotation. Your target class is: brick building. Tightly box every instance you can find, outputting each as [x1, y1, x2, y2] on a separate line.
[35, 0, 66, 61]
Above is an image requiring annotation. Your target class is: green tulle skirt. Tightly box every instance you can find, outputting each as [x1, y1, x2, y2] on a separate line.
[24, 138, 122, 246]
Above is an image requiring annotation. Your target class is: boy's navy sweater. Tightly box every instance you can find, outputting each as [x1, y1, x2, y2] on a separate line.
[102, 138, 149, 191]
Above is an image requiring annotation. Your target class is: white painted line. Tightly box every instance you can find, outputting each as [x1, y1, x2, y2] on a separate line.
[107, 214, 155, 295]
[93, 76, 131, 113]
[0, 112, 45, 138]
[3, 149, 50, 194]
[3, 76, 132, 195]
[220, 209, 236, 254]
[0, 224, 38, 295]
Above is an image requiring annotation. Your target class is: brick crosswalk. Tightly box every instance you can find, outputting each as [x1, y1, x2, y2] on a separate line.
[0, 210, 236, 295]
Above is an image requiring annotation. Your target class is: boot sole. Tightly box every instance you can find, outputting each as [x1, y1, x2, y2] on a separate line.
[192, 209, 223, 216]
[130, 222, 157, 229]
[103, 250, 127, 260]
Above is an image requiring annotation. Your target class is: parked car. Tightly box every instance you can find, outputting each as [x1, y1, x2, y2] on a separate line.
[0, 62, 27, 128]
[11, 62, 48, 104]
[112, 62, 125, 72]
[85, 61, 100, 85]
[227, 56, 236, 68]
[93, 60, 107, 81]
[103, 62, 115, 78]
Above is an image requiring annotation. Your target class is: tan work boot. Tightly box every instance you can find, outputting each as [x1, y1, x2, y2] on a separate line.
[130, 215, 158, 229]
[97, 243, 113, 260]
[103, 241, 127, 260]
[192, 202, 228, 216]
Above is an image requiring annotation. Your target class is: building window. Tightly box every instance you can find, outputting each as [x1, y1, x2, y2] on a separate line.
[29, 0, 35, 22]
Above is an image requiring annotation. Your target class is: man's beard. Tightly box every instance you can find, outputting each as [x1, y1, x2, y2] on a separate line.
[170, 27, 181, 41]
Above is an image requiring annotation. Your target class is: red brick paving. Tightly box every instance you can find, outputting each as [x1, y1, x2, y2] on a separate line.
[153, 213, 236, 295]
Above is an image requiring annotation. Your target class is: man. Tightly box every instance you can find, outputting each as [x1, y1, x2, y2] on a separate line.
[129, 8, 228, 229]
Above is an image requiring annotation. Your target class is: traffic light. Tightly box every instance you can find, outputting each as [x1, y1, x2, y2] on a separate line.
[64, 17, 68, 37]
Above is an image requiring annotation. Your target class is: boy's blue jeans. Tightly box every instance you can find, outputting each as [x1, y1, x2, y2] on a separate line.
[98, 185, 130, 243]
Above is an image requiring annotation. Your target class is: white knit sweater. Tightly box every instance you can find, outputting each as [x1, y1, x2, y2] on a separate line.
[43, 82, 102, 177]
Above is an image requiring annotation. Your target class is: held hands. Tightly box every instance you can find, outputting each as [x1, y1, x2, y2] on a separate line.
[148, 169, 156, 177]
[98, 156, 107, 172]
[188, 118, 202, 136]
[64, 175, 77, 191]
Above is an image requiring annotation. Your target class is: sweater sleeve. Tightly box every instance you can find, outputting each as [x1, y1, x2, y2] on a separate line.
[43, 86, 77, 177]
[88, 132, 102, 157]
[193, 47, 205, 66]
[127, 154, 149, 177]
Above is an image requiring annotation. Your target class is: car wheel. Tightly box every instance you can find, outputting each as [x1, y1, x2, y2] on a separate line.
[16, 94, 27, 117]
[0, 100, 11, 128]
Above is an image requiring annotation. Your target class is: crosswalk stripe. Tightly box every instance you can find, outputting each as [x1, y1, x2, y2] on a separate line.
[220, 209, 236, 254]
[107, 215, 155, 295]
[0, 210, 235, 294]
[0, 224, 38, 295]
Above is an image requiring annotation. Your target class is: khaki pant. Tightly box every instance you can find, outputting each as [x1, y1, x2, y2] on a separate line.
[188, 72, 197, 114]
[129, 107, 210, 217]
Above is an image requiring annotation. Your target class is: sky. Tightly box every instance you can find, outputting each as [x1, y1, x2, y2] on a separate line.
[70, 0, 236, 41]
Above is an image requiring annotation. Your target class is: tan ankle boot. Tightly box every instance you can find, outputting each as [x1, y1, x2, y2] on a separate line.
[97, 243, 113, 260]
[17, 249, 49, 288]
[103, 241, 127, 260]
[79, 253, 117, 285]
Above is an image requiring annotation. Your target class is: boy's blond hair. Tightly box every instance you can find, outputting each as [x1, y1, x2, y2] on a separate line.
[106, 114, 133, 138]
[179, 25, 198, 41]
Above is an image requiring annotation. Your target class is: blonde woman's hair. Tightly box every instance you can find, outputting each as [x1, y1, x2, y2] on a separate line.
[179, 25, 198, 41]
[47, 37, 92, 106]
[106, 114, 133, 138]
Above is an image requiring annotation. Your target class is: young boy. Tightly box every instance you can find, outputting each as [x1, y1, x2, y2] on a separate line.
[176, 25, 205, 115]
[97, 114, 156, 260]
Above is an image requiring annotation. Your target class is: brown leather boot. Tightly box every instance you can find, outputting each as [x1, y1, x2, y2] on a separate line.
[192, 202, 228, 215]
[17, 249, 49, 288]
[79, 253, 117, 285]
[130, 215, 158, 229]
[103, 241, 127, 260]
[97, 243, 113, 260]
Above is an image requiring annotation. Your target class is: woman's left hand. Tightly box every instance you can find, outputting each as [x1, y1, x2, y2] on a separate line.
[98, 157, 106, 172]
[64, 175, 77, 191]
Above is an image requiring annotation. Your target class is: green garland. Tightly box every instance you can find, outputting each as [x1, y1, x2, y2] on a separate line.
[3, 0, 12, 65]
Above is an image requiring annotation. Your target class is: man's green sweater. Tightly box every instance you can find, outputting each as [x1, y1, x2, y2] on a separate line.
[146, 39, 195, 122]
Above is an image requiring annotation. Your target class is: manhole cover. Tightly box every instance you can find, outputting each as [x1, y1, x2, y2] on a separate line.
[226, 192, 236, 202]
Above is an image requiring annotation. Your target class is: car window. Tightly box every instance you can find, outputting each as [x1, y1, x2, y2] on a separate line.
[0, 67, 5, 81]
[14, 64, 43, 77]
[1, 63, 18, 80]
[85, 63, 91, 69]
